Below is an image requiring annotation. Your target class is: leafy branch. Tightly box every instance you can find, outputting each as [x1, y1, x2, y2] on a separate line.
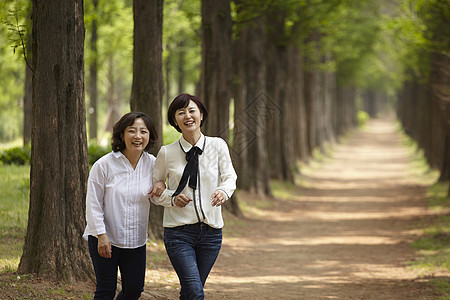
[2, 8, 34, 73]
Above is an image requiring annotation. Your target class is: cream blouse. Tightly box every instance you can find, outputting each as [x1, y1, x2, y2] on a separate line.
[151, 134, 237, 229]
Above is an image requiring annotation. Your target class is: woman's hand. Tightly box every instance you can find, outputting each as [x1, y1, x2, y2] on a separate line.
[173, 193, 192, 207]
[148, 181, 166, 197]
[97, 234, 112, 258]
[211, 190, 226, 207]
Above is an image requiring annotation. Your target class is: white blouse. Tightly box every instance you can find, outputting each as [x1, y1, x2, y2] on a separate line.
[83, 151, 156, 248]
[151, 134, 237, 229]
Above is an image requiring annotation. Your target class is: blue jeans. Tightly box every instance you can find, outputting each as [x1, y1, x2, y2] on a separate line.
[164, 223, 222, 300]
[88, 235, 146, 300]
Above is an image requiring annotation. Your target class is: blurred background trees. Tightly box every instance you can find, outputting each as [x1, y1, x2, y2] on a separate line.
[0, 0, 448, 228]
[0, 0, 448, 280]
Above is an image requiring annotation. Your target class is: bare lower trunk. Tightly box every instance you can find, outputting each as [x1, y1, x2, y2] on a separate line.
[19, 0, 93, 282]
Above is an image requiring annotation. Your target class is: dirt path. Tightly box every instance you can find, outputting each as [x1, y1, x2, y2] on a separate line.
[1, 118, 445, 299]
[202, 119, 441, 299]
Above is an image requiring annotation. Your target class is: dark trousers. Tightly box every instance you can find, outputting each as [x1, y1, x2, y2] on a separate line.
[164, 223, 222, 300]
[88, 235, 146, 300]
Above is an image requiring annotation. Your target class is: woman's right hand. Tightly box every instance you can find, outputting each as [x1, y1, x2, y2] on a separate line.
[148, 181, 166, 198]
[174, 193, 192, 207]
[97, 234, 112, 258]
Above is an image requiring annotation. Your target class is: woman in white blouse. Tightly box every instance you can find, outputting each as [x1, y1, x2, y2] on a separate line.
[149, 93, 237, 299]
[84, 112, 158, 299]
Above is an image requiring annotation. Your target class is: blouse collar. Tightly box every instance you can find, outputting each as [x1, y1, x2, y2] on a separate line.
[180, 133, 205, 152]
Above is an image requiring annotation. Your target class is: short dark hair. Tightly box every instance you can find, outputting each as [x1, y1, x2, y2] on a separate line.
[167, 93, 208, 133]
[111, 112, 158, 152]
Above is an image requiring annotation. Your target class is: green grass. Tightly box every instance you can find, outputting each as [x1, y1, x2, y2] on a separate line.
[270, 179, 299, 200]
[410, 182, 450, 271]
[399, 127, 440, 185]
[0, 164, 29, 274]
[400, 130, 450, 298]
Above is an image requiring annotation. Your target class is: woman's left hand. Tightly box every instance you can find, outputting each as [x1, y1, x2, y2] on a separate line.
[148, 181, 166, 197]
[211, 190, 226, 207]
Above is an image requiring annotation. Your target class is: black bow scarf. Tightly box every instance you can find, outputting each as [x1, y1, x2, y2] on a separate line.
[172, 138, 205, 197]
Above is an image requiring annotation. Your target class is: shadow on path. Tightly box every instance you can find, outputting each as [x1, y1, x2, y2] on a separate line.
[204, 119, 444, 300]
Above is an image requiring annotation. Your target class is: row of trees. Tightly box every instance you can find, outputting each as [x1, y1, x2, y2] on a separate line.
[0, 0, 447, 282]
[396, 0, 450, 195]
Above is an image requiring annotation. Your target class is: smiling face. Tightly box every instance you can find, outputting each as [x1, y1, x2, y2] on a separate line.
[174, 100, 204, 135]
[121, 118, 150, 155]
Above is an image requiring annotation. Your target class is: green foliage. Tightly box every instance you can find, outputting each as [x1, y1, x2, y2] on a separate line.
[84, 0, 134, 134]
[87, 141, 110, 166]
[0, 1, 28, 143]
[357, 110, 370, 127]
[0, 144, 30, 165]
[417, 0, 450, 53]
[162, 123, 181, 146]
[382, 0, 429, 82]
[0, 0, 447, 146]
[163, 0, 201, 99]
[0, 142, 112, 166]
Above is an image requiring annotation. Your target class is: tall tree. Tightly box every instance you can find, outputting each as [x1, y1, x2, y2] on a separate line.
[103, 54, 122, 133]
[200, 0, 232, 140]
[231, 3, 250, 191]
[420, 0, 450, 194]
[23, 55, 32, 145]
[289, 44, 308, 163]
[130, 0, 164, 239]
[303, 30, 321, 156]
[265, 7, 296, 182]
[201, 0, 241, 215]
[87, 0, 99, 141]
[18, 0, 92, 281]
[177, 39, 186, 96]
[235, 5, 271, 196]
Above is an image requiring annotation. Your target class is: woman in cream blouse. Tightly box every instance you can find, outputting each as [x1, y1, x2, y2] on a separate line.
[150, 93, 237, 299]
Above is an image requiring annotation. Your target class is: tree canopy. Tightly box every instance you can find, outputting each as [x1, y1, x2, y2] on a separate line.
[0, 0, 445, 144]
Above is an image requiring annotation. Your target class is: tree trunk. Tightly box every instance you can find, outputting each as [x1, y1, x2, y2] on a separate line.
[265, 10, 284, 180]
[429, 95, 445, 170]
[265, 9, 295, 182]
[23, 59, 32, 145]
[201, 0, 241, 215]
[232, 13, 250, 190]
[130, 0, 164, 240]
[323, 54, 336, 145]
[201, 0, 232, 140]
[289, 45, 308, 163]
[18, 0, 93, 281]
[243, 16, 271, 196]
[304, 30, 322, 156]
[88, 0, 99, 141]
[364, 90, 377, 117]
[104, 54, 122, 133]
[439, 128, 450, 182]
[336, 83, 357, 138]
[164, 49, 171, 110]
[232, 3, 271, 197]
[430, 52, 450, 183]
[177, 40, 185, 95]
[316, 62, 326, 153]
[304, 66, 320, 156]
